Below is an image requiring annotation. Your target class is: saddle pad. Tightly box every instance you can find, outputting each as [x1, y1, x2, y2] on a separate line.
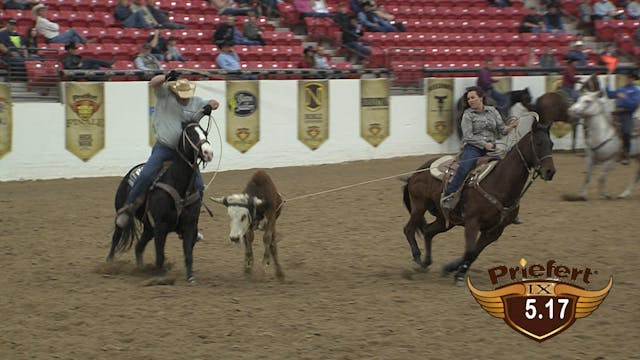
[429, 155, 456, 181]
[127, 164, 145, 188]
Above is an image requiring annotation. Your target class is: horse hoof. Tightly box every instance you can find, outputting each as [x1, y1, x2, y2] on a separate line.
[454, 277, 465, 287]
[187, 276, 197, 285]
[411, 261, 426, 272]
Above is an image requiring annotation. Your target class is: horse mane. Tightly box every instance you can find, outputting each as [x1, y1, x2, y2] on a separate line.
[579, 74, 601, 92]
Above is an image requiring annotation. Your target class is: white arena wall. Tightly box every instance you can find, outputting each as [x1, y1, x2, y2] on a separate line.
[0, 76, 587, 181]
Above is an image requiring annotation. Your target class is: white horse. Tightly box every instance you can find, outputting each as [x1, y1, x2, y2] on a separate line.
[567, 90, 640, 200]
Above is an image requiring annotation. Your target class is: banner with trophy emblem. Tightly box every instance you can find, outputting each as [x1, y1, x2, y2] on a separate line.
[425, 78, 453, 143]
[0, 83, 13, 160]
[148, 84, 157, 146]
[298, 80, 329, 150]
[226, 81, 260, 153]
[360, 78, 389, 147]
[545, 75, 572, 138]
[65, 82, 105, 162]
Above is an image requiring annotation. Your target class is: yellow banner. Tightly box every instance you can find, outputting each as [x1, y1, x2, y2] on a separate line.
[0, 83, 13, 160]
[226, 81, 260, 153]
[298, 80, 329, 150]
[360, 78, 389, 147]
[149, 84, 156, 147]
[546, 75, 572, 138]
[425, 78, 453, 144]
[65, 82, 105, 162]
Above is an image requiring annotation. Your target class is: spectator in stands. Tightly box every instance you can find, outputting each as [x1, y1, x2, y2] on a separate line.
[295, 0, 333, 17]
[370, 3, 405, 32]
[209, 0, 251, 16]
[519, 7, 546, 33]
[114, 0, 153, 29]
[560, 57, 582, 103]
[357, 2, 397, 32]
[33, 4, 94, 45]
[0, 19, 27, 81]
[539, 46, 558, 68]
[165, 37, 186, 62]
[627, 0, 640, 18]
[146, 29, 168, 61]
[213, 15, 263, 46]
[216, 41, 241, 70]
[565, 41, 589, 66]
[313, 0, 330, 14]
[134, 43, 162, 71]
[542, 5, 565, 33]
[606, 69, 640, 164]
[593, 0, 625, 19]
[61, 42, 113, 70]
[3, 0, 38, 10]
[333, 3, 351, 31]
[342, 15, 371, 64]
[578, 0, 594, 34]
[21, 26, 41, 59]
[477, 58, 506, 117]
[242, 11, 266, 45]
[131, 0, 187, 29]
[299, 46, 330, 69]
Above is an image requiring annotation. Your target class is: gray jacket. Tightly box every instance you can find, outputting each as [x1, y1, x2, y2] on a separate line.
[461, 105, 508, 150]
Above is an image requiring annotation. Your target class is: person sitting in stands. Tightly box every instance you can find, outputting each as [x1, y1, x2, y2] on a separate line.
[357, 2, 397, 32]
[0, 19, 27, 81]
[542, 5, 565, 33]
[593, 0, 625, 19]
[333, 3, 351, 31]
[61, 42, 113, 70]
[209, 0, 251, 15]
[134, 43, 162, 71]
[341, 15, 371, 64]
[165, 37, 186, 62]
[294, 0, 333, 17]
[539, 46, 558, 68]
[565, 41, 589, 67]
[627, 0, 640, 19]
[33, 4, 94, 45]
[213, 15, 263, 46]
[216, 41, 241, 70]
[21, 26, 42, 59]
[3, 0, 38, 10]
[114, 0, 153, 29]
[130, 0, 187, 29]
[242, 11, 266, 45]
[519, 7, 546, 33]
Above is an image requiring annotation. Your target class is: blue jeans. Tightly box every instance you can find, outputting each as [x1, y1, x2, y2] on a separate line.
[49, 29, 87, 44]
[122, 11, 151, 28]
[618, 110, 633, 154]
[445, 144, 487, 195]
[126, 142, 204, 205]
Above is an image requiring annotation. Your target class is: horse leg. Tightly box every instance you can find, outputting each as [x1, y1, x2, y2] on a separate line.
[265, 227, 284, 280]
[243, 230, 255, 276]
[421, 213, 450, 269]
[597, 159, 616, 199]
[134, 226, 154, 268]
[453, 226, 506, 286]
[450, 222, 480, 285]
[152, 225, 169, 275]
[618, 158, 640, 198]
[181, 227, 197, 284]
[403, 201, 427, 269]
[579, 150, 595, 200]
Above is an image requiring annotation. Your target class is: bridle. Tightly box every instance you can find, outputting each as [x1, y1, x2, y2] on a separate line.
[515, 123, 553, 180]
[177, 122, 210, 169]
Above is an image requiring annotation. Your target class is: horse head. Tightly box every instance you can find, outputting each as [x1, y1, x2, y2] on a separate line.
[579, 74, 601, 93]
[211, 194, 264, 243]
[179, 122, 214, 164]
[568, 91, 605, 119]
[518, 117, 556, 181]
[514, 87, 533, 110]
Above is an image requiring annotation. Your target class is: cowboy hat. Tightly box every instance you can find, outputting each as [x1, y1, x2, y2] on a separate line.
[169, 79, 196, 98]
[32, 4, 47, 15]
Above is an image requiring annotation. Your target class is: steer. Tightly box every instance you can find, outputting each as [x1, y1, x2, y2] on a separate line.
[211, 170, 284, 280]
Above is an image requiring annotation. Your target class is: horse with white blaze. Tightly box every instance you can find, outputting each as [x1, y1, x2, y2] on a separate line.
[211, 170, 284, 280]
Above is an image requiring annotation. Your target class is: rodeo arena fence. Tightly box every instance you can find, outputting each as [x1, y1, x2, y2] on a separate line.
[0, 60, 636, 182]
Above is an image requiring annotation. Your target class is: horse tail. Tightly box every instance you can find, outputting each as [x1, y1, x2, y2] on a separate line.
[402, 182, 411, 213]
[109, 167, 142, 254]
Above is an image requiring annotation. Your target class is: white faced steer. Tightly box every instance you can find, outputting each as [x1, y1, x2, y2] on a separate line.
[211, 170, 284, 279]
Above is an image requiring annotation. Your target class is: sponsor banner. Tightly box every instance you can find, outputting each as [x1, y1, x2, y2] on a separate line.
[546, 75, 572, 138]
[65, 82, 105, 162]
[0, 83, 13, 160]
[425, 78, 453, 144]
[149, 84, 156, 146]
[298, 80, 329, 150]
[360, 78, 389, 147]
[226, 81, 260, 153]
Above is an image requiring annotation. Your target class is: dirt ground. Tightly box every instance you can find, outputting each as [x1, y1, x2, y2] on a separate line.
[1, 153, 639, 360]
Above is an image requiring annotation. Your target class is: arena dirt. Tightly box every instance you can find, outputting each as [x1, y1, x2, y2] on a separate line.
[1, 153, 638, 359]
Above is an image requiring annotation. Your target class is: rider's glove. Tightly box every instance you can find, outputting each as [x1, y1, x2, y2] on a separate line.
[202, 104, 213, 116]
[165, 70, 179, 82]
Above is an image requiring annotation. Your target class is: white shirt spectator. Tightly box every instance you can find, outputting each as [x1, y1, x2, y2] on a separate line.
[594, 0, 617, 19]
[35, 16, 60, 39]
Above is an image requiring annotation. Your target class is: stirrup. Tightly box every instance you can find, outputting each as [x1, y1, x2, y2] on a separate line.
[115, 204, 134, 228]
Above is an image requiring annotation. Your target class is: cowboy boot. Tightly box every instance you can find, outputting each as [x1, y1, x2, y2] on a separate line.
[115, 204, 134, 228]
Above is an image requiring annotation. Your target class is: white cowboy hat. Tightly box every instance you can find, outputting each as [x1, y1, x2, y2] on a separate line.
[169, 79, 196, 98]
[32, 4, 47, 16]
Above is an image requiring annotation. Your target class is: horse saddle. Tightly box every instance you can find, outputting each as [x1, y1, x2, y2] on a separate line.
[430, 155, 500, 190]
[126, 161, 173, 188]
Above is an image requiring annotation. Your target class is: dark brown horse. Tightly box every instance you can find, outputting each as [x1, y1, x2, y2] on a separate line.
[401, 113, 556, 285]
